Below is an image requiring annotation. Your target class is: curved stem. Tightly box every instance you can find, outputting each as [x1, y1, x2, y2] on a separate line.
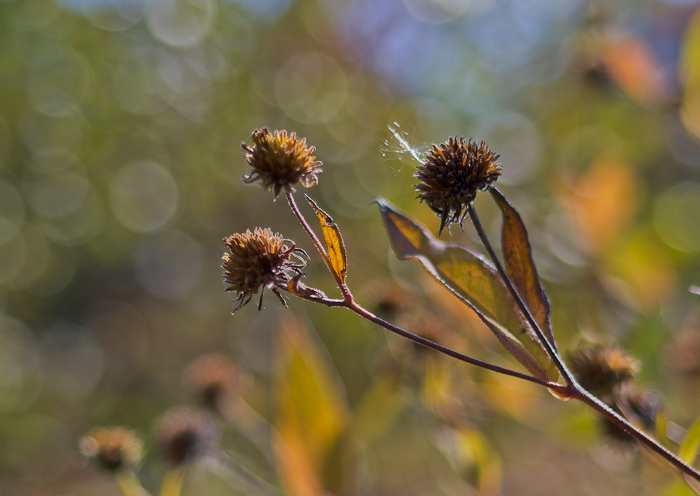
[467, 203, 574, 384]
[468, 202, 700, 482]
[286, 191, 352, 302]
[347, 299, 566, 392]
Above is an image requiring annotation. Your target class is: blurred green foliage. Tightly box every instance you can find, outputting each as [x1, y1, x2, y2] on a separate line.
[1, 0, 700, 494]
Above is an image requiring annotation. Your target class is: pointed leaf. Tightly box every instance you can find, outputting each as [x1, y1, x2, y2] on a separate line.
[306, 195, 347, 283]
[273, 317, 348, 496]
[490, 188, 557, 351]
[680, 415, 700, 465]
[376, 198, 558, 381]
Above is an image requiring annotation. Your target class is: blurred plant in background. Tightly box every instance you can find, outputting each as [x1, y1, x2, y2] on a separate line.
[2, 0, 700, 494]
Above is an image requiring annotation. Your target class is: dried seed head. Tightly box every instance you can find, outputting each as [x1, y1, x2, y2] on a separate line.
[183, 354, 242, 410]
[568, 344, 638, 398]
[222, 228, 308, 313]
[155, 408, 220, 466]
[242, 128, 322, 199]
[80, 426, 143, 472]
[415, 137, 502, 234]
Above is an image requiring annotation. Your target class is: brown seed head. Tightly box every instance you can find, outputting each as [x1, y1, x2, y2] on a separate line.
[155, 408, 220, 466]
[568, 343, 638, 398]
[222, 228, 308, 313]
[415, 137, 502, 234]
[183, 354, 242, 410]
[242, 128, 322, 198]
[79, 426, 143, 472]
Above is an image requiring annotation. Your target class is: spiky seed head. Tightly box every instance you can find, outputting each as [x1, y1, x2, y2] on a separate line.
[568, 344, 638, 398]
[222, 228, 308, 313]
[79, 427, 143, 472]
[242, 128, 322, 198]
[415, 137, 502, 234]
[155, 408, 220, 466]
[183, 354, 242, 410]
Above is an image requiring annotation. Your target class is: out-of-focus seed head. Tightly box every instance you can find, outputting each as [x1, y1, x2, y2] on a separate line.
[361, 280, 417, 322]
[415, 137, 502, 234]
[183, 354, 242, 410]
[615, 385, 661, 431]
[664, 328, 700, 376]
[79, 427, 143, 472]
[568, 343, 638, 398]
[155, 408, 220, 466]
[602, 386, 662, 448]
[242, 128, 322, 199]
[222, 227, 309, 313]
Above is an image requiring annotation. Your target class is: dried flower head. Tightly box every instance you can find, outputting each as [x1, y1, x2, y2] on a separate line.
[568, 343, 638, 398]
[79, 426, 143, 472]
[183, 354, 242, 410]
[242, 128, 322, 198]
[415, 137, 502, 234]
[222, 228, 309, 313]
[155, 408, 220, 466]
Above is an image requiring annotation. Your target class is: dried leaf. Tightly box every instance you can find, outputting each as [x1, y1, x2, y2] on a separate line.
[306, 195, 347, 283]
[680, 415, 700, 465]
[376, 197, 558, 381]
[490, 187, 557, 351]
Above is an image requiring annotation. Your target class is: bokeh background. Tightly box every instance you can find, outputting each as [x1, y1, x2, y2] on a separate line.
[2, 0, 700, 494]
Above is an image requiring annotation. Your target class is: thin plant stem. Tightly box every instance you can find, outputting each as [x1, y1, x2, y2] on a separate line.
[285, 191, 352, 302]
[467, 202, 700, 482]
[467, 203, 574, 384]
[573, 387, 700, 482]
[289, 289, 566, 392]
[347, 299, 568, 392]
[217, 396, 277, 467]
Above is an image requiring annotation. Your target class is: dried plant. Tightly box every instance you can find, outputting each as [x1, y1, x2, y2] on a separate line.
[223, 126, 700, 491]
[81, 126, 700, 496]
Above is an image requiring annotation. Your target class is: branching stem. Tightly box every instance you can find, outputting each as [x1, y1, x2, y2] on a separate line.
[286, 187, 700, 482]
[467, 202, 573, 383]
[286, 191, 352, 302]
[467, 202, 700, 483]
